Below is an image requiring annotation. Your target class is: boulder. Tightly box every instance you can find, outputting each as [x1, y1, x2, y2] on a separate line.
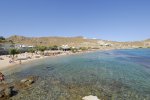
[0, 86, 5, 98]
[4, 87, 12, 97]
[0, 86, 4, 92]
[0, 86, 13, 98]
[20, 78, 34, 86]
[0, 90, 4, 98]
[20, 76, 38, 84]
[20, 78, 28, 83]
[82, 95, 100, 100]
[24, 79, 34, 86]
[0, 75, 38, 98]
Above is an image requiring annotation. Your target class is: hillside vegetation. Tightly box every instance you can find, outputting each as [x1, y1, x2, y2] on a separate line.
[5, 35, 150, 48]
[7, 35, 98, 47]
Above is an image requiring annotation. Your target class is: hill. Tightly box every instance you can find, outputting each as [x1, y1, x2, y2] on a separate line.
[7, 35, 99, 47]
[6, 35, 150, 48]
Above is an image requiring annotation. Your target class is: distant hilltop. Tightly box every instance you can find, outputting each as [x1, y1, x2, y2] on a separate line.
[1, 35, 150, 49]
[6, 35, 98, 47]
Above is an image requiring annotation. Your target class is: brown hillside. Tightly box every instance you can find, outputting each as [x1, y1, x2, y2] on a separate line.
[7, 35, 98, 47]
[6, 35, 150, 48]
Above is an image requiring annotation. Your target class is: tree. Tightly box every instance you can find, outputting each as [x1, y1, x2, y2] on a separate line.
[38, 46, 47, 52]
[0, 36, 6, 43]
[0, 36, 5, 40]
[70, 47, 78, 53]
[28, 48, 36, 57]
[9, 48, 19, 59]
[51, 45, 58, 50]
[28, 48, 35, 53]
[36, 46, 47, 55]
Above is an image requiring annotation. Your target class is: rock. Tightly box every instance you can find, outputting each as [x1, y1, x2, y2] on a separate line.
[0, 93, 3, 98]
[20, 75, 38, 84]
[20, 79, 28, 83]
[15, 76, 38, 90]
[28, 79, 34, 84]
[20, 78, 34, 86]
[4, 87, 12, 97]
[0, 85, 13, 98]
[82, 95, 100, 100]
[0, 86, 4, 98]
[0, 90, 4, 98]
[24, 79, 34, 86]
[0, 87, 4, 92]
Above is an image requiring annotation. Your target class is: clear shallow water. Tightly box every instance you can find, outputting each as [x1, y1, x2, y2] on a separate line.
[6, 49, 150, 100]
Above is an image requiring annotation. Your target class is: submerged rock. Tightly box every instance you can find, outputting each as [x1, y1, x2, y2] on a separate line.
[15, 76, 38, 90]
[0, 75, 38, 99]
[4, 87, 12, 97]
[0, 85, 13, 98]
[20, 78, 28, 83]
[82, 95, 100, 100]
[21, 76, 38, 84]
[0, 87, 4, 98]
[20, 78, 34, 86]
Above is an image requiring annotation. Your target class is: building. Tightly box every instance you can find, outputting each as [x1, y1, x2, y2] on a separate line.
[98, 41, 112, 46]
[61, 45, 70, 51]
[15, 44, 34, 49]
[14, 44, 35, 53]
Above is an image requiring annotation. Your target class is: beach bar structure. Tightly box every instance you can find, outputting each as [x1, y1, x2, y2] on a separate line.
[44, 50, 63, 56]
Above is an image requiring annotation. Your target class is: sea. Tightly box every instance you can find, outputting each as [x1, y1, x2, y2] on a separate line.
[5, 48, 150, 100]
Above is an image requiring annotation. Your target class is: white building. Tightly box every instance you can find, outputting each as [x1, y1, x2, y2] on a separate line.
[61, 45, 70, 51]
[15, 44, 34, 49]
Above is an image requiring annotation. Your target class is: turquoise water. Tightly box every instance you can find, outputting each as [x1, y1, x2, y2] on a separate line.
[6, 49, 150, 100]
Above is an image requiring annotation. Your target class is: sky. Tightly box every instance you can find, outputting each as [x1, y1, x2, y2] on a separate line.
[0, 0, 150, 41]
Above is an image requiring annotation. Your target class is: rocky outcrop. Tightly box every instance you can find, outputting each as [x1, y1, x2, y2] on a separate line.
[0, 75, 38, 99]
[14, 76, 38, 90]
[20, 76, 35, 86]
[0, 84, 13, 99]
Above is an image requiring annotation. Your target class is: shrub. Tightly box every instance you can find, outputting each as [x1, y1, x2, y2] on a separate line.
[49, 45, 58, 50]
[9, 48, 19, 58]
[28, 48, 36, 53]
[0, 36, 5, 40]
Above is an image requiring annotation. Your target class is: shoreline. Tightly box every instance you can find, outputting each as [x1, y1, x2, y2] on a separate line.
[0, 49, 99, 73]
[1, 48, 149, 74]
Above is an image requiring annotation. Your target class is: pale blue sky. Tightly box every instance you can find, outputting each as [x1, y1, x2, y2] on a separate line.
[0, 0, 150, 41]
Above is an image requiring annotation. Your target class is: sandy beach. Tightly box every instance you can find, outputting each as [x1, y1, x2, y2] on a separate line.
[0, 49, 104, 73]
[0, 54, 42, 71]
[0, 50, 89, 72]
[0, 47, 119, 72]
[0, 47, 124, 75]
[0, 52, 67, 71]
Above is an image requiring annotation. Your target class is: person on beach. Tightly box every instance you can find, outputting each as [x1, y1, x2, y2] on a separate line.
[9, 59, 13, 63]
[19, 60, 22, 64]
[0, 72, 5, 82]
